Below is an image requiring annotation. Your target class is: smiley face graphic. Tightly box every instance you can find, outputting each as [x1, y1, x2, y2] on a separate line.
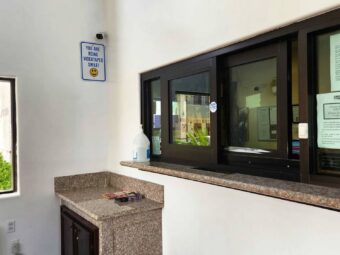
[90, 68, 98, 77]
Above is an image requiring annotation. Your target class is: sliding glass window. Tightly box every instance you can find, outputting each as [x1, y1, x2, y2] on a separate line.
[170, 72, 211, 147]
[220, 40, 299, 179]
[313, 29, 340, 175]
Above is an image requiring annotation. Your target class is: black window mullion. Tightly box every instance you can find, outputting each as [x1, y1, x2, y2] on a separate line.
[298, 29, 311, 183]
[161, 75, 169, 159]
[210, 57, 219, 164]
[10, 78, 17, 193]
[277, 40, 289, 159]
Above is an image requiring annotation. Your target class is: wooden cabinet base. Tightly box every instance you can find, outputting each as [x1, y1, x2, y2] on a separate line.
[61, 205, 162, 255]
[61, 206, 99, 255]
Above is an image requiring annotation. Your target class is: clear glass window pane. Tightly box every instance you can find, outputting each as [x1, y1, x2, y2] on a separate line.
[315, 29, 340, 175]
[170, 72, 210, 146]
[0, 81, 13, 192]
[228, 58, 277, 152]
[151, 79, 161, 155]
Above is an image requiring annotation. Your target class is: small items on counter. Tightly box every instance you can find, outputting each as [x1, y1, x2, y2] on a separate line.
[103, 191, 129, 200]
[102, 191, 144, 203]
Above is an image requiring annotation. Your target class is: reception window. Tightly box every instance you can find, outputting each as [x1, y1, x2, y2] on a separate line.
[141, 8, 340, 186]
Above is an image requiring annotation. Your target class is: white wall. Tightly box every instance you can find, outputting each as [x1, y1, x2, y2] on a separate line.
[105, 0, 340, 254]
[0, 0, 109, 254]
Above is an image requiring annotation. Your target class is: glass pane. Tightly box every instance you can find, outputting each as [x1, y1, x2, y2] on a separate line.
[291, 39, 300, 158]
[151, 79, 161, 155]
[228, 58, 277, 152]
[315, 29, 340, 175]
[170, 72, 210, 146]
[0, 81, 13, 192]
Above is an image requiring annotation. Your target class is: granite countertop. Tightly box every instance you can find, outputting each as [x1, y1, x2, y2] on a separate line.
[120, 161, 340, 211]
[56, 186, 163, 221]
[55, 172, 164, 221]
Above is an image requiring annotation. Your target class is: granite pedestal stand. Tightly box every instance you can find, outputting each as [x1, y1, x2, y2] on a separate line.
[55, 172, 164, 255]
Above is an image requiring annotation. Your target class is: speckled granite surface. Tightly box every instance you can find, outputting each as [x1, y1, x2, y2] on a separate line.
[57, 186, 163, 221]
[55, 172, 163, 255]
[55, 171, 110, 192]
[55, 171, 163, 203]
[110, 173, 164, 203]
[120, 161, 340, 211]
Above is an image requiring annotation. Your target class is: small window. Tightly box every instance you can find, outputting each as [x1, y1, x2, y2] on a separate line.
[142, 59, 217, 164]
[170, 72, 211, 146]
[220, 41, 299, 178]
[227, 57, 278, 152]
[0, 78, 17, 194]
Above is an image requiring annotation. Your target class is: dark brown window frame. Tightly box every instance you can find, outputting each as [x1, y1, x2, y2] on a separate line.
[218, 40, 301, 181]
[141, 77, 161, 158]
[222, 42, 287, 159]
[0, 77, 17, 194]
[141, 8, 340, 187]
[141, 59, 219, 166]
[161, 59, 218, 165]
[301, 22, 340, 187]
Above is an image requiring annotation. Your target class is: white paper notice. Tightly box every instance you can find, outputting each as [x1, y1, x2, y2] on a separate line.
[317, 92, 340, 149]
[330, 33, 340, 92]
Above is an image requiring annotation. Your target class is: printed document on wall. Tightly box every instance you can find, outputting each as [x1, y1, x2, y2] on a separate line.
[317, 92, 340, 149]
[330, 33, 340, 91]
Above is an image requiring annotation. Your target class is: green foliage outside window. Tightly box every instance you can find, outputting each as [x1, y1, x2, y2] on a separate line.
[187, 129, 210, 146]
[174, 129, 210, 146]
[0, 153, 12, 191]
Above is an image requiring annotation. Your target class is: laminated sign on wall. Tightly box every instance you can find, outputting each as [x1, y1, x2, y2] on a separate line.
[317, 92, 340, 149]
[80, 42, 106, 81]
[330, 33, 340, 91]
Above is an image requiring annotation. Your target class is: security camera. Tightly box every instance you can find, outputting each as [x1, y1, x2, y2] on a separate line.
[96, 33, 106, 40]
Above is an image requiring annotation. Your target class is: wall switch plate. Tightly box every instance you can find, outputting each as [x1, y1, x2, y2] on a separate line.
[7, 220, 15, 233]
[11, 239, 20, 254]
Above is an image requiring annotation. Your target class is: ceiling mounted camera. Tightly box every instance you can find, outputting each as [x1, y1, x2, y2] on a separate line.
[96, 33, 106, 40]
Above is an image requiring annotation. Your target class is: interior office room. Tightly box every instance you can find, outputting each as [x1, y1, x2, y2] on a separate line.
[1, 0, 340, 254]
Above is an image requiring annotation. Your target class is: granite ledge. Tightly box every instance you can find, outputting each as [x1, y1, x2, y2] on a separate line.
[120, 161, 340, 211]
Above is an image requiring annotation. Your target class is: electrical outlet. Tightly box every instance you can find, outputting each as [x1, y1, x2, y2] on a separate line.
[11, 239, 20, 254]
[7, 220, 15, 233]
